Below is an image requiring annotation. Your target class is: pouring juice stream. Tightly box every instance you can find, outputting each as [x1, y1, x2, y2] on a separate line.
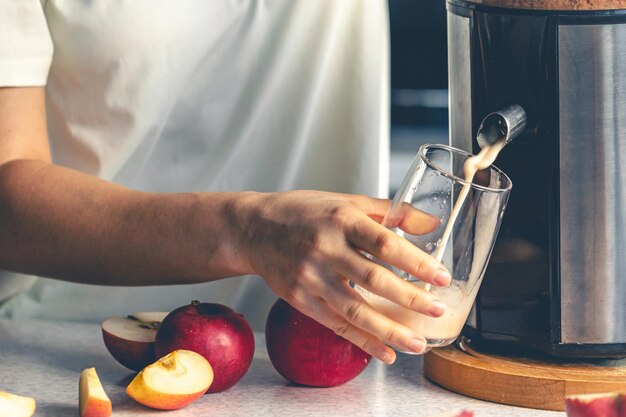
[426, 137, 507, 290]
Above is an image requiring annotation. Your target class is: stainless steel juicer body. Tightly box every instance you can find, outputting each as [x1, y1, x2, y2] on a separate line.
[448, 0, 626, 357]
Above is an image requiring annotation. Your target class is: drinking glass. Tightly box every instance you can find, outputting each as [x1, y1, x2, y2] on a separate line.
[356, 144, 512, 353]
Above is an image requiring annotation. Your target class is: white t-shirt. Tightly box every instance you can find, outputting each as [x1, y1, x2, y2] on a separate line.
[0, 0, 389, 330]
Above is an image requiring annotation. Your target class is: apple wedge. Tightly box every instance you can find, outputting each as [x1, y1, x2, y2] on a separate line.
[79, 368, 112, 417]
[126, 349, 213, 410]
[0, 390, 35, 417]
[566, 392, 620, 417]
[101, 312, 167, 371]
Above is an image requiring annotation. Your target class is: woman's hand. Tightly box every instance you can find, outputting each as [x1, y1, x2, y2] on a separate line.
[227, 190, 451, 364]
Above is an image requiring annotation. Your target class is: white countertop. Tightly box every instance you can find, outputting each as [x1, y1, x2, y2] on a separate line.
[0, 319, 564, 417]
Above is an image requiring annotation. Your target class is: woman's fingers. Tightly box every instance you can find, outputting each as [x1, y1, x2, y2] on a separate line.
[296, 296, 397, 364]
[388, 201, 440, 235]
[346, 215, 451, 287]
[321, 279, 428, 355]
[334, 251, 446, 317]
[347, 196, 440, 235]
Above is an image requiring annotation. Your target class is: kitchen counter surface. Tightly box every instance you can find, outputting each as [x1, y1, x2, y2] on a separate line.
[0, 319, 564, 417]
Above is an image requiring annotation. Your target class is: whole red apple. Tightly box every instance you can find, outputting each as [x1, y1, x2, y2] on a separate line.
[154, 301, 254, 393]
[265, 298, 371, 387]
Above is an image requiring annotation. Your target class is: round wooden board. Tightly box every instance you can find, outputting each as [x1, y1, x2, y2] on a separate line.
[423, 338, 626, 411]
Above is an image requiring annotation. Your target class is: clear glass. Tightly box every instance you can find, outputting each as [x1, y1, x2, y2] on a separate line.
[356, 144, 512, 353]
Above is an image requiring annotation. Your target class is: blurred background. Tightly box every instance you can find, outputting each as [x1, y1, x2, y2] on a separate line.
[389, 0, 448, 196]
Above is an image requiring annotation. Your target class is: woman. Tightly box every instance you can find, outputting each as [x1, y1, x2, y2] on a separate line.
[0, 0, 450, 364]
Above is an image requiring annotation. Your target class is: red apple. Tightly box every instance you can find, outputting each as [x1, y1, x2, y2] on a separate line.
[265, 298, 371, 387]
[154, 301, 254, 393]
[126, 349, 213, 410]
[566, 392, 620, 417]
[619, 394, 626, 417]
[101, 312, 168, 371]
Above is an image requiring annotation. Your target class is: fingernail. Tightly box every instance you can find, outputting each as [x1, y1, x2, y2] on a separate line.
[434, 268, 452, 286]
[408, 338, 426, 353]
[428, 301, 447, 317]
[380, 350, 395, 365]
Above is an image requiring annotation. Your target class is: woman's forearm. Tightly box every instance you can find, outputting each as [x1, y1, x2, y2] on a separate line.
[0, 159, 249, 286]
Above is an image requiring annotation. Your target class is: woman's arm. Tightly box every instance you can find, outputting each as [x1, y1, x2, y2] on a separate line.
[0, 87, 247, 285]
[0, 87, 451, 364]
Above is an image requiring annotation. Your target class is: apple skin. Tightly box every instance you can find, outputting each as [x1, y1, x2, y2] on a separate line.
[101, 314, 167, 372]
[81, 397, 111, 417]
[565, 393, 620, 417]
[154, 301, 255, 393]
[619, 394, 626, 417]
[101, 327, 154, 372]
[265, 298, 372, 387]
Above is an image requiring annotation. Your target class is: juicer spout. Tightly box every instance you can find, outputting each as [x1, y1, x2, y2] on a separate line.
[476, 104, 527, 149]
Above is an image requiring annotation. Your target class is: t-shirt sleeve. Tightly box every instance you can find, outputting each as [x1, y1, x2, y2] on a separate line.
[0, 0, 54, 86]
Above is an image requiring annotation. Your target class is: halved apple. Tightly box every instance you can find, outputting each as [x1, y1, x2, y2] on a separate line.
[79, 368, 112, 417]
[131, 312, 169, 324]
[126, 349, 213, 410]
[565, 392, 620, 417]
[101, 312, 168, 371]
[0, 390, 36, 417]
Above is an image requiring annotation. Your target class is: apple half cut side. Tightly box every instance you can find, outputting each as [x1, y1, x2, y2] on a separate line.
[79, 368, 112, 417]
[566, 392, 620, 417]
[101, 312, 168, 371]
[0, 390, 36, 417]
[126, 349, 213, 411]
[130, 312, 169, 324]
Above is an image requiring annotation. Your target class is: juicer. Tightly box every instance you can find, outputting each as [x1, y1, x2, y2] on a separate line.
[447, 0, 626, 358]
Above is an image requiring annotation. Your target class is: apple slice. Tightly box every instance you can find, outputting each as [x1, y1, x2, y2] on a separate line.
[101, 312, 167, 371]
[126, 349, 213, 410]
[0, 390, 35, 417]
[566, 392, 620, 417]
[79, 368, 112, 417]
